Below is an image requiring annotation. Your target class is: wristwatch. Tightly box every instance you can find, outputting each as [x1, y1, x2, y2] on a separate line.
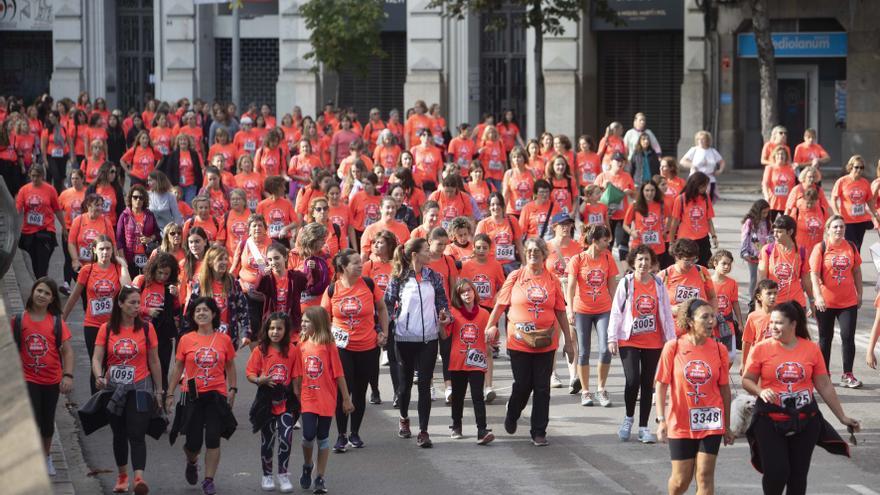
[655, 416, 666, 424]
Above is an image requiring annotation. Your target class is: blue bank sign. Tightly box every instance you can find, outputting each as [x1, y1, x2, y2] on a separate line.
[737, 32, 847, 58]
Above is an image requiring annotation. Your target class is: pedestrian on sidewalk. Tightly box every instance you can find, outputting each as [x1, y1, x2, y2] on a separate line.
[17, 164, 65, 279]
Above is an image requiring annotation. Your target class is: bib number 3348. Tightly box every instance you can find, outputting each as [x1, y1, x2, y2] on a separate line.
[689, 407, 722, 431]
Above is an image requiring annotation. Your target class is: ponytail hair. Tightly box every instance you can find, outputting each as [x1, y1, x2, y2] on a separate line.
[391, 238, 428, 280]
[770, 301, 811, 340]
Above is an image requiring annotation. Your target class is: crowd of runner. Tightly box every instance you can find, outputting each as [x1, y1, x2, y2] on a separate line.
[3, 91, 872, 495]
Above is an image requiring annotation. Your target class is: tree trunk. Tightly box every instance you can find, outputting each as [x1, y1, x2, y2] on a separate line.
[534, 25, 545, 135]
[749, 0, 777, 140]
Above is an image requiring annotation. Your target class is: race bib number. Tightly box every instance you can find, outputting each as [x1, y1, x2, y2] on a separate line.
[675, 286, 700, 303]
[90, 297, 112, 316]
[582, 172, 596, 183]
[587, 213, 604, 225]
[269, 222, 284, 237]
[247, 199, 258, 211]
[365, 215, 378, 227]
[851, 203, 866, 216]
[108, 365, 135, 385]
[433, 135, 444, 146]
[102, 198, 112, 213]
[689, 407, 723, 431]
[489, 160, 503, 171]
[474, 281, 491, 299]
[774, 185, 789, 196]
[51, 148, 64, 158]
[642, 231, 660, 245]
[332, 326, 350, 349]
[465, 349, 488, 369]
[458, 158, 469, 169]
[631, 315, 656, 335]
[218, 323, 229, 335]
[244, 141, 256, 152]
[780, 389, 812, 409]
[514, 322, 536, 333]
[78, 246, 93, 261]
[26, 211, 43, 226]
[495, 244, 515, 261]
[134, 254, 148, 268]
[158, 145, 169, 155]
[515, 198, 528, 211]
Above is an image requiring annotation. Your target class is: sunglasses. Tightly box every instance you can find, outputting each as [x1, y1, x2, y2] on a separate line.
[170, 231, 182, 236]
[131, 195, 145, 200]
[853, 166, 865, 170]
[314, 206, 328, 212]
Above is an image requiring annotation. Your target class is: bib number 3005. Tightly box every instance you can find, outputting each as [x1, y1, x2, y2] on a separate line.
[689, 407, 722, 431]
[108, 365, 135, 385]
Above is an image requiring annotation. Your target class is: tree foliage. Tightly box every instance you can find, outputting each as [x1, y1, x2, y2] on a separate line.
[299, 0, 387, 77]
[748, 0, 778, 139]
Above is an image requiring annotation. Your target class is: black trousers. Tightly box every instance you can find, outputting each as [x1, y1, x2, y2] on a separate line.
[694, 235, 712, 268]
[752, 414, 821, 495]
[0, 159, 24, 196]
[507, 349, 554, 439]
[619, 346, 661, 427]
[816, 305, 858, 374]
[157, 336, 173, 391]
[844, 220, 873, 252]
[438, 336, 452, 382]
[109, 391, 151, 470]
[61, 233, 76, 284]
[335, 346, 379, 435]
[395, 339, 438, 432]
[46, 156, 68, 193]
[84, 325, 100, 395]
[611, 219, 630, 261]
[185, 397, 224, 452]
[385, 328, 400, 397]
[27, 381, 60, 440]
[450, 370, 486, 430]
[19, 232, 56, 280]
[245, 294, 264, 340]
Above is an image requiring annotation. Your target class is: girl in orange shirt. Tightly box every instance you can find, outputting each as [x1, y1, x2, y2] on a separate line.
[623, 181, 667, 258]
[661, 239, 717, 335]
[410, 130, 442, 192]
[198, 166, 231, 218]
[497, 110, 524, 152]
[121, 131, 159, 186]
[234, 154, 264, 211]
[476, 192, 525, 273]
[223, 190, 251, 256]
[669, 172, 717, 267]
[182, 196, 224, 245]
[762, 146, 797, 219]
[784, 166, 829, 215]
[207, 128, 237, 171]
[740, 279, 778, 374]
[538, 132, 554, 160]
[148, 112, 174, 157]
[132, 252, 180, 388]
[576, 135, 601, 186]
[257, 176, 297, 245]
[546, 156, 579, 215]
[525, 139, 546, 177]
[789, 187, 827, 256]
[254, 129, 287, 178]
[580, 184, 612, 233]
[85, 162, 125, 225]
[59, 169, 87, 290]
[81, 139, 107, 184]
[478, 126, 506, 191]
[288, 139, 322, 187]
[710, 250, 742, 357]
[68, 193, 116, 272]
[503, 146, 536, 216]
[758, 215, 812, 309]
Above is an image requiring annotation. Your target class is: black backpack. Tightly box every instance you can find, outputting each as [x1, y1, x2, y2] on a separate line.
[12, 313, 63, 351]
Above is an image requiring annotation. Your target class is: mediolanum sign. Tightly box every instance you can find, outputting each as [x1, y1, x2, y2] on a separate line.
[737, 32, 848, 58]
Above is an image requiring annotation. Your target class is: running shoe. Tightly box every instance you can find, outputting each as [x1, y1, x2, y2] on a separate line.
[59, 282, 71, 296]
[185, 460, 199, 485]
[398, 418, 412, 438]
[46, 455, 56, 476]
[550, 372, 563, 388]
[532, 435, 549, 447]
[392, 393, 399, 409]
[413, 371, 419, 385]
[430, 385, 437, 401]
[638, 427, 657, 444]
[444, 387, 453, 405]
[333, 435, 348, 453]
[348, 433, 364, 448]
[840, 373, 863, 388]
[133, 475, 149, 495]
[277, 473, 294, 493]
[261, 475, 276, 491]
[113, 473, 129, 493]
[202, 478, 217, 495]
[450, 426, 463, 439]
[381, 349, 389, 366]
[492, 345, 500, 359]
[484, 387, 496, 404]
[370, 390, 382, 404]
[313, 476, 327, 494]
[416, 431, 433, 448]
[504, 408, 517, 435]
[568, 377, 582, 395]
[618, 416, 634, 442]
[580, 391, 594, 407]
[300, 464, 313, 489]
[476, 429, 495, 445]
[597, 390, 612, 407]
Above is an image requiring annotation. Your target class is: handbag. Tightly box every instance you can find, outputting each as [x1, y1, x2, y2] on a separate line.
[599, 182, 624, 207]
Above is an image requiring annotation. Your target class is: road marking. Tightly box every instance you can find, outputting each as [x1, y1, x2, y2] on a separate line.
[849, 485, 880, 495]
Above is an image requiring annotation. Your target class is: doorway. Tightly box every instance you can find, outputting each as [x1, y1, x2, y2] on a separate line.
[479, 8, 526, 126]
[116, 0, 154, 113]
[777, 65, 818, 141]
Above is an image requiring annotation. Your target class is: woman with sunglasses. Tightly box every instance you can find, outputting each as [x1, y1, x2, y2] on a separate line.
[116, 184, 159, 276]
[831, 155, 880, 250]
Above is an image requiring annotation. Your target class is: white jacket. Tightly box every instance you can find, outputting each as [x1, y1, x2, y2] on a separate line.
[608, 272, 676, 345]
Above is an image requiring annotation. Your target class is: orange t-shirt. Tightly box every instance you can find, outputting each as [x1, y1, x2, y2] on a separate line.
[132, 275, 168, 323]
[582, 203, 609, 227]
[287, 153, 322, 184]
[208, 143, 237, 170]
[183, 216, 224, 244]
[297, 339, 344, 416]
[832, 175, 874, 224]
[793, 142, 828, 168]
[327, 204, 352, 248]
[80, 156, 103, 184]
[810, 239, 862, 309]
[178, 151, 197, 188]
[476, 215, 522, 264]
[362, 259, 392, 293]
[545, 240, 582, 283]
[784, 185, 829, 216]
[567, 249, 619, 314]
[624, 202, 666, 254]
[372, 145, 401, 171]
[16, 314, 72, 385]
[672, 194, 715, 240]
[17, 182, 61, 234]
[479, 141, 507, 181]
[256, 197, 297, 240]
[77, 263, 122, 328]
[745, 338, 828, 408]
[294, 186, 324, 221]
[254, 146, 286, 178]
[656, 337, 730, 439]
[94, 183, 120, 225]
[445, 242, 475, 263]
[661, 265, 715, 335]
[518, 201, 553, 238]
[760, 243, 808, 306]
[595, 171, 635, 220]
[246, 344, 301, 415]
[428, 190, 474, 230]
[349, 191, 382, 231]
[122, 146, 160, 180]
[411, 146, 442, 187]
[663, 176, 686, 213]
[742, 309, 771, 345]
[69, 214, 115, 262]
[760, 142, 791, 165]
[177, 331, 236, 395]
[204, 188, 230, 219]
[598, 135, 627, 165]
[466, 180, 490, 216]
[505, 169, 536, 215]
[360, 219, 410, 258]
[149, 127, 174, 156]
[496, 268, 566, 354]
[576, 151, 602, 185]
[549, 177, 578, 213]
[234, 172, 264, 211]
[320, 278, 383, 352]
[763, 164, 797, 211]
[790, 202, 827, 255]
[96, 322, 158, 383]
[714, 276, 738, 319]
[447, 306, 491, 372]
[622, 276, 665, 349]
[427, 254, 459, 302]
[233, 130, 260, 157]
[237, 235, 270, 287]
[447, 137, 476, 175]
[460, 258, 505, 310]
[59, 187, 85, 230]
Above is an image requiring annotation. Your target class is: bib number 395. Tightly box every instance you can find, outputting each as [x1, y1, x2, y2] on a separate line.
[91, 297, 112, 316]
[689, 407, 722, 431]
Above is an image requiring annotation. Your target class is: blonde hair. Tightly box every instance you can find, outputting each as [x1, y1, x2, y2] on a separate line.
[301, 306, 333, 345]
[845, 155, 865, 173]
[694, 130, 712, 147]
[197, 246, 231, 299]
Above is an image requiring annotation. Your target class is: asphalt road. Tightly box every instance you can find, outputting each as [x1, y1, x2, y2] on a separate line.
[46, 195, 880, 495]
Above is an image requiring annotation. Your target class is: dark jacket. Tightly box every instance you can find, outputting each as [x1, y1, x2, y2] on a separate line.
[78, 388, 167, 439]
[255, 264, 326, 331]
[115, 207, 159, 263]
[169, 390, 237, 445]
[248, 385, 298, 433]
[107, 126, 127, 165]
[159, 149, 203, 189]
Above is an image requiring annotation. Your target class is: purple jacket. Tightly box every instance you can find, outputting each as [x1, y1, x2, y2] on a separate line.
[116, 207, 159, 263]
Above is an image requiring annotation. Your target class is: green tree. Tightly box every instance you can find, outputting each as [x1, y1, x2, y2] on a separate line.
[747, 0, 777, 140]
[300, 0, 387, 103]
[428, 0, 616, 133]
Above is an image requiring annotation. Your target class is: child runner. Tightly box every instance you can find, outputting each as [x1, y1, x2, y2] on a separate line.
[739, 279, 778, 375]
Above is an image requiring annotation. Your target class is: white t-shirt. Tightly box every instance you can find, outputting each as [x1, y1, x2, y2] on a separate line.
[682, 146, 723, 183]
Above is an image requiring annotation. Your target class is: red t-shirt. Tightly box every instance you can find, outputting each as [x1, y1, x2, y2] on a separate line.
[360, 219, 410, 258]
[320, 278, 383, 352]
[447, 306, 491, 372]
[832, 175, 874, 224]
[69, 214, 115, 262]
[624, 202, 666, 254]
[810, 239, 862, 309]
[256, 197, 297, 240]
[760, 243, 808, 306]
[77, 263, 122, 327]
[96, 322, 158, 383]
[362, 259, 392, 293]
[122, 146, 159, 180]
[742, 309, 771, 346]
[567, 249, 619, 314]
[176, 331, 236, 395]
[16, 314, 71, 385]
[132, 275, 168, 323]
[714, 276, 738, 319]
[246, 344, 301, 415]
[763, 164, 797, 211]
[476, 215, 522, 264]
[297, 338, 345, 417]
[582, 202, 609, 227]
[745, 337, 828, 408]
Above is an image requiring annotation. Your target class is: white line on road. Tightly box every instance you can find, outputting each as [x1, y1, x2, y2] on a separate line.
[849, 485, 880, 495]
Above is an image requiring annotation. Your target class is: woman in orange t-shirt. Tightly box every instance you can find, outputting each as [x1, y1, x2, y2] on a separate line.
[576, 135, 602, 186]
[198, 166, 230, 219]
[254, 129, 287, 179]
[288, 139, 323, 187]
[597, 122, 627, 167]
[595, 154, 636, 260]
[742, 301, 859, 495]
[478, 126, 507, 191]
[230, 214, 271, 294]
[831, 155, 880, 250]
[256, 176, 297, 245]
[486, 238, 572, 446]
[655, 299, 733, 494]
[81, 139, 106, 184]
[121, 131, 159, 186]
[372, 130, 401, 172]
[410, 130, 442, 192]
[68, 193, 116, 272]
[669, 172, 717, 267]
[660, 157, 687, 214]
[16, 164, 65, 279]
[525, 139, 546, 177]
[59, 169, 87, 289]
[132, 252, 180, 388]
[565, 224, 619, 406]
[624, 181, 667, 259]
[792, 128, 830, 176]
[502, 146, 535, 217]
[784, 165, 830, 216]
[762, 146, 797, 218]
[758, 215, 812, 309]
[497, 110, 524, 152]
[207, 128, 237, 171]
[182, 196, 224, 245]
[476, 192, 525, 273]
[545, 155, 579, 215]
[234, 154, 264, 211]
[148, 112, 174, 157]
[789, 187, 827, 256]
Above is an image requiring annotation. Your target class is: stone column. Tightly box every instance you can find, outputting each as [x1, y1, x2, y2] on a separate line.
[542, 18, 579, 138]
[403, 0, 443, 108]
[276, 0, 319, 117]
[154, 0, 197, 103]
[841, 5, 880, 162]
[678, 0, 707, 160]
[82, 0, 106, 98]
[49, 0, 84, 98]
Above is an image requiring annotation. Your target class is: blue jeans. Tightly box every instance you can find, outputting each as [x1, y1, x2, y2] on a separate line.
[181, 184, 198, 204]
[486, 178, 502, 194]
[574, 312, 611, 365]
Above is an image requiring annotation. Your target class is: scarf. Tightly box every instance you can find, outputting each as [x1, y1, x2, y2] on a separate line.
[459, 304, 480, 320]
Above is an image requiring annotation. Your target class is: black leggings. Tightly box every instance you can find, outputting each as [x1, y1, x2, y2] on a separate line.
[752, 414, 821, 495]
[385, 329, 400, 398]
[109, 391, 151, 470]
[19, 232, 56, 280]
[395, 339, 438, 432]
[47, 156, 68, 193]
[261, 412, 293, 475]
[335, 347, 379, 435]
[84, 325, 100, 395]
[27, 381, 60, 440]
[694, 235, 712, 268]
[184, 397, 224, 452]
[844, 220, 873, 251]
[507, 349, 554, 438]
[301, 412, 332, 444]
[0, 159, 24, 196]
[450, 370, 486, 430]
[619, 346, 661, 427]
[157, 337, 173, 392]
[245, 294, 264, 340]
[61, 233, 76, 285]
[438, 337, 451, 382]
[611, 219, 630, 261]
[816, 305, 858, 374]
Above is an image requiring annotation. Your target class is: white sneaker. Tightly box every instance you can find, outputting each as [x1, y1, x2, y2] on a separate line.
[261, 474, 276, 491]
[444, 387, 453, 405]
[277, 473, 293, 493]
[46, 455, 56, 476]
[430, 385, 437, 401]
[381, 350, 390, 366]
[484, 387, 496, 404]
[550, 372, 563, 388]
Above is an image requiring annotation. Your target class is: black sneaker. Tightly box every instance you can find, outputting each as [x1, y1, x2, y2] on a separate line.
[477, 429, 495, 445]
[492, 345, 500, 359]
[300, 464, 313, 489]
[333, 435, 348, 453]
[504, 415, 517, 435]
[568, 377, 582, 395]
[450, 425, 463, 439]
[185, 459, 198, 485]
[416, 431, 433, 448]
[370, 390, 382, 404]
[348, 433, 364, 448]
[313, 476, 327, 494]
